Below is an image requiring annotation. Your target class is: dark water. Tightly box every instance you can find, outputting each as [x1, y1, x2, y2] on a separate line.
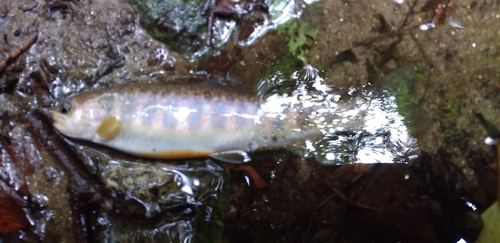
[0, 0, 498, 242]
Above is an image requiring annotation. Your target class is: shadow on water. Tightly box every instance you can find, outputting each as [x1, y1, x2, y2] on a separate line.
[71, 143, 227, 243]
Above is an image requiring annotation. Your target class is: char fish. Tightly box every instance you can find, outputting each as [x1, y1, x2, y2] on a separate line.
[52, 83, 320, 163]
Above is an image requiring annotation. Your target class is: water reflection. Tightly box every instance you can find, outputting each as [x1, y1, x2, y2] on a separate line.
[258, 64, 420, 164]
[236, 0, 321, 47]
[75, 146, 226, 243]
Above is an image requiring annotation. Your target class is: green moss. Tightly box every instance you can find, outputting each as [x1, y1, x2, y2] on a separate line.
[275, 2, 323, 64]
[128, 0, 208, 56]
[276, 19, 320, 64]
[379, 64, 424, 129]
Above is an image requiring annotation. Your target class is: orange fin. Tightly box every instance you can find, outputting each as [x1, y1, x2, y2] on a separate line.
[96, 116, 121, 140]
[136, 150, 211, 159]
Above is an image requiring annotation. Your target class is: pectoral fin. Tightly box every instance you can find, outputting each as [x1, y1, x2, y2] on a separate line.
[210, 150, 251, 164]
[96, 116, 121, 140]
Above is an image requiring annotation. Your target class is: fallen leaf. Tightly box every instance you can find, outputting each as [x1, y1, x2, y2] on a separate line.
[0, 195, 29, 233]
[476, 201, 500, 243]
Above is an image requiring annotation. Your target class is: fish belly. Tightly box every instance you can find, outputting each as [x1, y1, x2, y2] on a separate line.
[100, 119, 276, 159]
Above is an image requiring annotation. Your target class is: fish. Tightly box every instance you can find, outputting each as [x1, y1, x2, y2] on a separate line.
[52, 83, 321, 163]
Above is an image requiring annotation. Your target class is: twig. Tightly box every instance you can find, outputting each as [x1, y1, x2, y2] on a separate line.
[0, 32, 38, 73]
[409, 32, 437, 69]
[25, 110, 102, 195]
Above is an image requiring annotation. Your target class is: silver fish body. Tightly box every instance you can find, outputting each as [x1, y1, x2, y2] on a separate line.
[52, 83, 319, 162]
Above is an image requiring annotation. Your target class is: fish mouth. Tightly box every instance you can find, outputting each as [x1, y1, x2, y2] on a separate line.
[52, 112, 79, 138]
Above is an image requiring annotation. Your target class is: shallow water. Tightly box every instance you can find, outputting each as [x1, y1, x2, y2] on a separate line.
[257, 64, 419, 165]
[0, 0, 498, 242]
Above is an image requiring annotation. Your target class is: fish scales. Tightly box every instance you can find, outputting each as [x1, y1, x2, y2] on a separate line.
[52, 83, 320, 162]
[61, 84, 259, 140]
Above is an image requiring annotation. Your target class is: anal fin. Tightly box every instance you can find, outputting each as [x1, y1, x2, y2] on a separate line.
[210, 150, 251, 164]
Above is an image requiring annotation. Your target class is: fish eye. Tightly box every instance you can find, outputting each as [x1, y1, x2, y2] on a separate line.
[59, 100, 72, 114]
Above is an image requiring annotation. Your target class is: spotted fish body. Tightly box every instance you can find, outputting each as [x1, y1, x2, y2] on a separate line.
[52, 83, 319, 163]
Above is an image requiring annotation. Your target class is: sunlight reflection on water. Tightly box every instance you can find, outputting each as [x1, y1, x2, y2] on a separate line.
[258, 64, 420, 164]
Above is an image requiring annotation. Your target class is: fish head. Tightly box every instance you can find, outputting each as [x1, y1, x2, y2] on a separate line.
[52, 95, 108, 140]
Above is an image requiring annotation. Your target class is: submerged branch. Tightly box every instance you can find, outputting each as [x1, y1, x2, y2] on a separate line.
[0, 33, 38, 74]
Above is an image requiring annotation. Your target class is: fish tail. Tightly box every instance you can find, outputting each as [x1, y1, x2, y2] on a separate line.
[262, 95, 323, 143]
